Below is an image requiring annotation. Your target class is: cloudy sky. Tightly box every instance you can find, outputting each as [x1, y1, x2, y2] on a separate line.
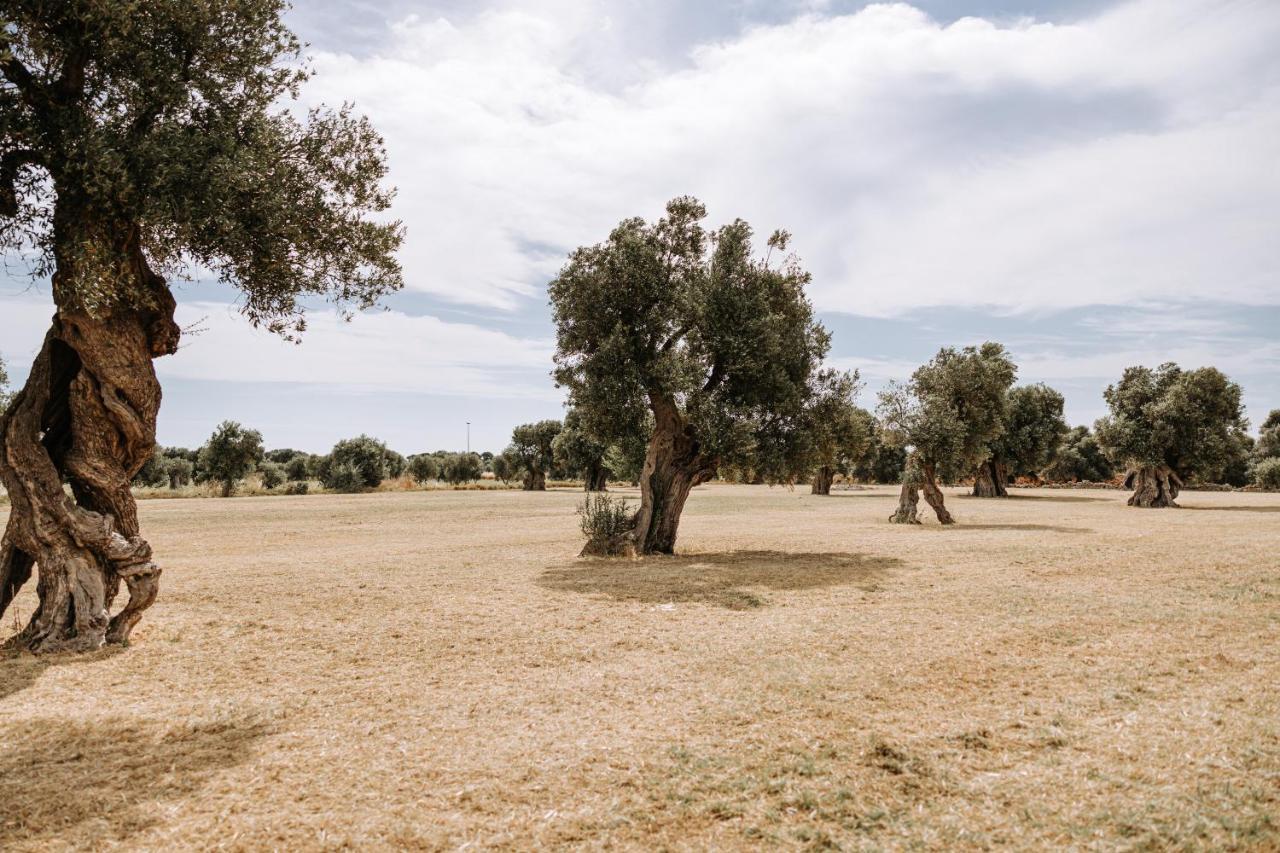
[2, 0, 1278, 454]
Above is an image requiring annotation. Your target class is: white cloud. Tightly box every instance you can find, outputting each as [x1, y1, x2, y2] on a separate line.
[298, 0, 1280, 315]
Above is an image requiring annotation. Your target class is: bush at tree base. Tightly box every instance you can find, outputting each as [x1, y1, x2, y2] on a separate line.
[578, 494, 636, 556]
[326, 462, 367, 494]
[259, 461, 285, 490]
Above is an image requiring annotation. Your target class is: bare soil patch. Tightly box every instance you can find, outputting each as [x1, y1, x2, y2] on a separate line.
[2, 484, 1277, 850]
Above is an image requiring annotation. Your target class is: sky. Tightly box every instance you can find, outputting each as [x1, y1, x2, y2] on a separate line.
[2, 0, 1278, 454]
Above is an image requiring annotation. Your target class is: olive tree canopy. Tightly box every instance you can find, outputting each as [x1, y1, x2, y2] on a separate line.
[0, 1, 403, 652]
[509, 420, 562, 491]
[553, 408, 610, 492]
[973, 383, 1067, 497]
[550, 196, 828, 555]
[1094, 363, 1247, 507]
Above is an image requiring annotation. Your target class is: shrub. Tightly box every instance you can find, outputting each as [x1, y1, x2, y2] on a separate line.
[442, 452, 483, 485]
[408, 455, 440, 485]
[259, 461, 285, 490]
[326, 462, 366, 494]
[384, 449, 407, 478]
[198, 421, 265, 497]
[1252, 457, 1280, 490]
[578, 493, 635, 556]
[284, 482, 309, 496]
[284, 455, 310, 482]
[323, 435, 388, 489]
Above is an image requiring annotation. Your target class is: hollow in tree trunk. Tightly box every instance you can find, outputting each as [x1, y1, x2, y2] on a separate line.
[523, 468, 547, 491]
[811, 465, 835, 496]
[0, 237, 179, 653]
[972, 458, 1009, 497]
[583, 397, 716, 556]
[1124, 465, 1182, 508]
[583, 460, 608, 492]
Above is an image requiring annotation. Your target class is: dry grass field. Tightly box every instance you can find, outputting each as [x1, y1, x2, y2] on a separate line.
[2, 484, 1278, 850]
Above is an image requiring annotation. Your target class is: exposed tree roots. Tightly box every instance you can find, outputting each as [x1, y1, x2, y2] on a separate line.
[1124, 465, 1183, 508]
[972, 459, 1009, 497]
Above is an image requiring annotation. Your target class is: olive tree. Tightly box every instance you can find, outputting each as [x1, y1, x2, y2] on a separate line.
[795, 370, 871, 495]
[878, 343, 1017, 524]
[407, 454, 439, 485]
[509, 420, 562, 491]
[1040, 426, 1113, 483]
[442, 452, 483, 485]
[551, 197, 829, 555]
[0, 2, 402, 652]
[491, 450, 517, 485]
[1095, 364, 1247, 507]
[1253, 410, 1280, 465]
[323, 435, 389, 491]
[553, 408, 610, 491]
[973, 383, 1067, 497]
[198, 422, 265, 498]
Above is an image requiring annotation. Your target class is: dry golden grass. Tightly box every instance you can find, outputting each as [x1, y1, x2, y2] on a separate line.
[1, 484, 1277, 850]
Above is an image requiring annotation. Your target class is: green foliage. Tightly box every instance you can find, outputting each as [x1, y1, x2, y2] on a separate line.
[1251, 457, 1280, 490]
[1094, 363, 1248, 481]
[1253, 409, 1280, 463]
[259, 460, 285, 490]
[166, 457, 194, 488]
[441, 452, 483, 485]
[782, 369, 870, 483]
[878, 342, 1018, 480]
[265, 448, 301, 464]
[323, 435, 388, 490]
[198, 421, 264, 497]
[384, 449, 407, 479]
[283, 481, 308, 496]
[549, 197, 829, 477]
[1040, 426, 1114, 483]
[284, 455, 310, 482]
[407, 454, 439, 485]
[509, 420, 562, 486]
[578, 493, 634, 550]
[553, 409, 609, 482]
[491, 450, 517, 484]
[325, 462, 366, 494]
[990, 384, 1069, 478]
[1, 1, 402, 330]
[0, 355, 10, 412]
[852, 421, 907, 484]
[132, 451, 170, 488]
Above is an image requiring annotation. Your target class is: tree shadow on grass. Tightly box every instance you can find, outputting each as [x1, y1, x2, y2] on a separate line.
[1004, 493, 1113, 503]
[539, 551, 904, 610]
[1179, 505, 1280, 513]
[0, 645, 125, 701]
[0, 712, 268, 849]
[947, 523, 1093, 534]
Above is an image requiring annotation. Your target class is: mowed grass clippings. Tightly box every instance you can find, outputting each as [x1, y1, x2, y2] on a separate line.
[1, 484, 1278, 850]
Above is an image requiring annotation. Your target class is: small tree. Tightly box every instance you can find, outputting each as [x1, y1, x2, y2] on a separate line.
[442, 452, 483, 485]
[199, 422, 265, 497]
[973, 383, 1068, 497]
[793, 370, 870, 495]
[407, 454, 439, 485]
[167, 457, 194, 489]
[509, 420, 562, 491]
[551, 197, 829, 555]
[323, 435, 389, 491]
[553, 409, 611, 491]
[1252, 457, 1280, 490]
[878, 343, 1017, 524]
[1040, 426, 1114, 483]
[1095, 364, 1247, 507]
[491, 451, 517, 485]
[259, 461, 285, 490]
[384, 449, 407, 479]
[284, 455, 310, 482]
[132, 451, 170, 488]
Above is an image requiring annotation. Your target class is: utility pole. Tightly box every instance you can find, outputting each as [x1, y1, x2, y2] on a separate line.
[466, 422, 471, 454]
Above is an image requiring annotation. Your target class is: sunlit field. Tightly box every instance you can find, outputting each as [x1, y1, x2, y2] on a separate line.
[2, 484, 1278, 850]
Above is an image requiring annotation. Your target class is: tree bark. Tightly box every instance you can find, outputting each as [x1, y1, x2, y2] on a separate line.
[889, 479, 921, 524]
[920, 462, 955, 524]
[811, 465, 835, 495]
[972, 458, 1009, 497]
[583, 460, 608, 492]
[0, 226, 179, 653]
[523, 468, 547, 491]
[1124, 465, 1182, 508]
[584, 396, 715, 556]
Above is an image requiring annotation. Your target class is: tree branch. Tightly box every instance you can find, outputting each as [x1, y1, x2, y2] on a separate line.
[0, 148, 43, 217]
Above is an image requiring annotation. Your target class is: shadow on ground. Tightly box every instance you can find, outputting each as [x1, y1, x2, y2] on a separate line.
[1181, 505, 1280, 513]
[948, 523, 1093, 534]
[0, 712, 268, 848]
[0, 646, 125, 701]
[1004, 493, 1112, 503]
[539, 550, 904, 610]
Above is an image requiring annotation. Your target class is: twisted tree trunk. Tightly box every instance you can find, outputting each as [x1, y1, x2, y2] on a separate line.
[890, 455, 953, 525]
[1124, 465, 1182, 508]
[920, 462, 955, 524]
[889, 480, 921, 524]
[972, 458, 1009, 497]
[583, 459, 608, 492]
[0, 226, 179, 653]
[811, 465, 835, 496]
[522, 468, 547, 491]
[584, 396, 715, 556]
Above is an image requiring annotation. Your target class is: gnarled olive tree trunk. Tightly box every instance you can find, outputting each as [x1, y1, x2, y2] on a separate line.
[584, 397, 715, 557]
[0, 231, 179, 653]
[523, 468, 547, 491]
[1124, 465, 1182, 508]
[583, 460, 608, 492]
[811, 465, 835, 496]
[890, 455, 954, 525]
[972, 458, 1009, 497]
